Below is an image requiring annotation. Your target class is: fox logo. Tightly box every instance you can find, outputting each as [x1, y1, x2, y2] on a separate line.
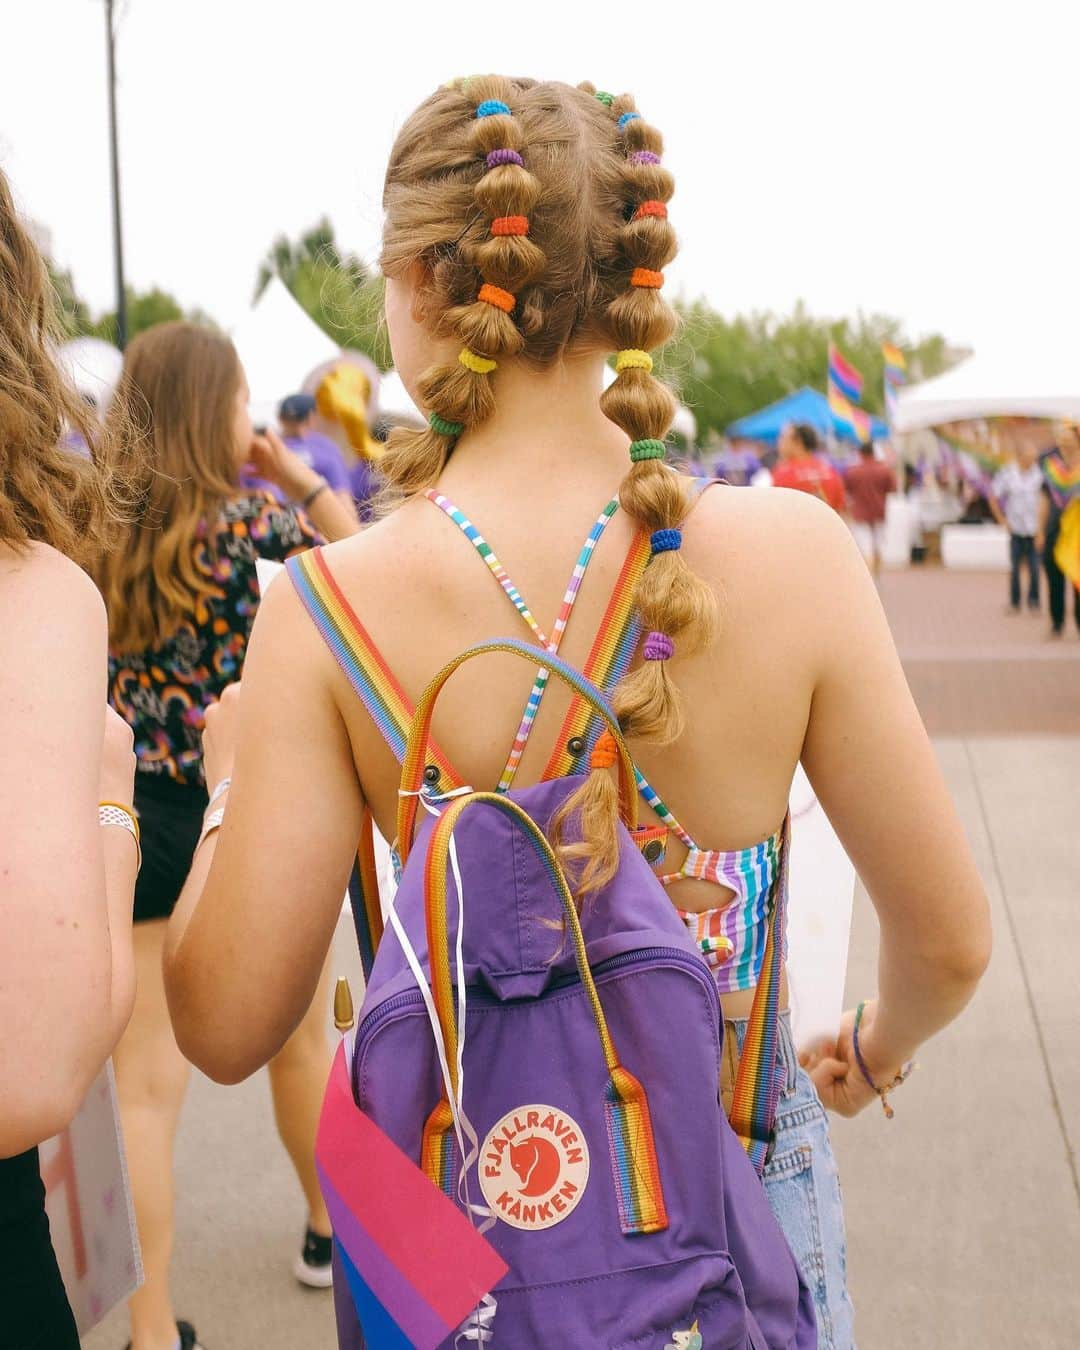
[479, 1104, 590, 1231]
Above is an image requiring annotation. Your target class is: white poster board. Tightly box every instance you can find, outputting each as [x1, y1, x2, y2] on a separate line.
[786, 765, 856, 1052]
[40, 1062, 142, 1334]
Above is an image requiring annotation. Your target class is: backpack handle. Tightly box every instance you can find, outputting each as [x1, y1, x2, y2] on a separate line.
[396, 638, 638, 865]
[420, 791, 668, 1236]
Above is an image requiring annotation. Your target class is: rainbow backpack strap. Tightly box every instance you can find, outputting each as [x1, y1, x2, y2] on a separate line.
[727, 812, 790, 1176]
[286, 548, 464, 977]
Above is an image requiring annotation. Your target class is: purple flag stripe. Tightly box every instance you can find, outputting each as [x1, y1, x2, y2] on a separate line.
[317, 1160, 452, 1347]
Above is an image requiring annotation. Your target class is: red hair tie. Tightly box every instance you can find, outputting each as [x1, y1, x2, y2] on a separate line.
[477, 283, 515, 312]
[633, 200, 668, 220]
[631, 268, 663, 289]
[491, 216, 529, 237]
[590, 730, 619, 771]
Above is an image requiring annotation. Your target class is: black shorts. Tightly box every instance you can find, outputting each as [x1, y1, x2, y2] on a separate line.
[133, 773, 208, 923]
[0, 1149, 80, 1349]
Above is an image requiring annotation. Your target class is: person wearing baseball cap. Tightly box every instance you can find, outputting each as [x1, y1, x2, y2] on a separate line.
[242, 393, 358, 524]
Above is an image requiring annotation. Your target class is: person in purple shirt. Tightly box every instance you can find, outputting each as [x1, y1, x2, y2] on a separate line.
[243, 393, 359, 524]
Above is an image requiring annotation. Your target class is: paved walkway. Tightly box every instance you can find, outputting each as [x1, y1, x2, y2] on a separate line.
[85, 567, 1080, 1349]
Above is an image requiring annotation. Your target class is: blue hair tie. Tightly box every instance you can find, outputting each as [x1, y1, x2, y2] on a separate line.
[477, 99, 511, 118]
[618, 111, 642, 128]
[650, 528, 682, 555]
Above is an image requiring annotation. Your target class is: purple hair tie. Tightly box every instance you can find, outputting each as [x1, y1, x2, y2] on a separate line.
[486, 148, 524, 169]
[631, 151, 661, 166]
[643, 631, 674, 661]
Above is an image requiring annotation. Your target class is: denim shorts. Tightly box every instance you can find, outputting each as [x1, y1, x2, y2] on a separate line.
[722, 1011, 856, 1350]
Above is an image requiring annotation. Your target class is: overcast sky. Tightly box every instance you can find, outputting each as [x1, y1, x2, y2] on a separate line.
[2, 0, 1076, 356]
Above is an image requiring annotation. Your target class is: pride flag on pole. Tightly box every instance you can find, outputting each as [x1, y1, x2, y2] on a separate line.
[827, 343, 864, 403]
[316, 1040, 508, 1349]
[827, 384, 872, 443]
[882, 343, 907, 387]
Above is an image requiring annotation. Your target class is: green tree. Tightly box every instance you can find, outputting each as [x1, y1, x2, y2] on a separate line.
[91, 286, 187, 344]
[659, 300, 957, 438]
[48, 261, 96, 338]
[255, 218, 390, 368]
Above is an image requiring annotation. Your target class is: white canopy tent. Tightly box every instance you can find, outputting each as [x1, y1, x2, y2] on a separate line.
[230, 277, 340, 427]
[57, 337, 123, 411]
[895, 346, 1080, 431]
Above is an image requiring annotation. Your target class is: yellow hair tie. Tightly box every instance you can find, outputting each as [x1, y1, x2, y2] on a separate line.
[459, 347, 498, 375]
[615, 349, 654, 374]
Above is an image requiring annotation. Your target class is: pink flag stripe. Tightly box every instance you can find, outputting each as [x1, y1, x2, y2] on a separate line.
[317, 1161, 450, 1347]
[315, 1042, 508, 1328]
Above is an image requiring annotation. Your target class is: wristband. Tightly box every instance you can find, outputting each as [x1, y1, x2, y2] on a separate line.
[301, 477, 329, 511]
[99, 801, 142, 873]
[196, 806, 226, 854]
[852, 1000, 915, 1119]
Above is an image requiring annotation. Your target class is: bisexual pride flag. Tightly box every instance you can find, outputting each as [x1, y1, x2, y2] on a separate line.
[316, 1040, 508, 1349]
[827, 343, 864, 404]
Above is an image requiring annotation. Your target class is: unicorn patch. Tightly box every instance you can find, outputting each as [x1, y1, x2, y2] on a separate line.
[665, 1321, 703, 1350]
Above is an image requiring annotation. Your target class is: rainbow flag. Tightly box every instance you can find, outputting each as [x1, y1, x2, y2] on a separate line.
[316, 1041, 508, 1349]
[827, 343, 864, 403]
[882, 343, 907, 387]
[828, 383, 871, 442]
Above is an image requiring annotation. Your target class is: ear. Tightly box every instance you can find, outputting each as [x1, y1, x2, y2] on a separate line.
[406, 259, 433, 325]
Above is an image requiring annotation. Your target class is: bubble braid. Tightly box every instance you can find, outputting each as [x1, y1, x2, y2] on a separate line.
[552, 86, 718, 900]
[380, 75, 545, 497]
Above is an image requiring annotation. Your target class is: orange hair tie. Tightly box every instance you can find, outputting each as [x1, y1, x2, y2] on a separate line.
[478, 283, 515, 312]
[590, 730, 618, 771]
[634, 200, 668, 220]
[491, 215, 530, 237]
[631, 268, 664, 289]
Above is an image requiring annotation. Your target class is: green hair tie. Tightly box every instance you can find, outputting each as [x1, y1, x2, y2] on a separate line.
[629, 439, 667, 462]
[594, 90, 614, 107]
[429, 413, 464, 439]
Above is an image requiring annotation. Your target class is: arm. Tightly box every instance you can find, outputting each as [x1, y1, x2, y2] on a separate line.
[797, 508, 991, 1110]
[247, 428, 360, 542]
[164, 573, 364, 1082]
[988, 471, 1008, 527]
[0, 549, 137, 1156]
[1035, 491, 1050, 552]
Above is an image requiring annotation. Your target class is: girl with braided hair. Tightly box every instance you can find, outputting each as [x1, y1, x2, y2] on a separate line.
[165, 76, 990, 1347]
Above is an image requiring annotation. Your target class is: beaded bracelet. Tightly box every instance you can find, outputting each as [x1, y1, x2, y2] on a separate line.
[852, 1001, 916, 1119]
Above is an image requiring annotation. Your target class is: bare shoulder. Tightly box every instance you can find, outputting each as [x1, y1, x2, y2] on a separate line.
[684, 480, 862, 594]
[0, 541, 106, 633]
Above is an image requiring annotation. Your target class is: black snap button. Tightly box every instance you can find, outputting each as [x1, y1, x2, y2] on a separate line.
[567, 736, 586, 757]
[423, 764, 441, 786]
[643, 839, 664, 864]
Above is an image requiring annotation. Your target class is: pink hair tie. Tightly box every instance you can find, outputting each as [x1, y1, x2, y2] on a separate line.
[643, 631, 674, 661]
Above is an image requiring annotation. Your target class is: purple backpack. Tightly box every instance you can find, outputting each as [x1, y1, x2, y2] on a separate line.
[286, 548, 817, 1350]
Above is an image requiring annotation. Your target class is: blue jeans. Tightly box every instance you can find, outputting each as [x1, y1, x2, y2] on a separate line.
[1009, 533, 1039, 609]
[723, 1012, 856, 1350]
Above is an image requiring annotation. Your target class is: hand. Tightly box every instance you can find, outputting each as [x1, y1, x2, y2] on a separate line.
[799, 999, 907, 1118]
[100, 706, 135, 807]
[203, 683, 242, 793]
[246, 427, 320, 504]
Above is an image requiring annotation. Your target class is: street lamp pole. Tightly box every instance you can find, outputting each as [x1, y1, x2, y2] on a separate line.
[104, 0, 127, 348]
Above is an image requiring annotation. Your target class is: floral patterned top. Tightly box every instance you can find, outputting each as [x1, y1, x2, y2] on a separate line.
[108, 493, 319, 787]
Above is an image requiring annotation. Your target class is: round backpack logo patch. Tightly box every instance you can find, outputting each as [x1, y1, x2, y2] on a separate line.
[479, 1104, 590, 1231]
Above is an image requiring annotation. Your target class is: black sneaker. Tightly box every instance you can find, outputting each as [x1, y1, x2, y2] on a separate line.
[125, 1321, 204, 1350]
[294, 1226, 334, 1288]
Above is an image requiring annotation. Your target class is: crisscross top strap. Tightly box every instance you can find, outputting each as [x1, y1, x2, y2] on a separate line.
[425, 490, 620, 791]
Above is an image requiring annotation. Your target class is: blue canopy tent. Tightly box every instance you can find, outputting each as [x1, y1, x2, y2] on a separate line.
[725, 386, 888, 447]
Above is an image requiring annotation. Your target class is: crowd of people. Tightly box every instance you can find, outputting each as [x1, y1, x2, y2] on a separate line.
[2, 75, 997, 1350]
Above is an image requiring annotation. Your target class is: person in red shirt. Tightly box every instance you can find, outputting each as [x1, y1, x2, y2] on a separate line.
[843, 441, 898, 573]
[772, 422, 846, 513]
